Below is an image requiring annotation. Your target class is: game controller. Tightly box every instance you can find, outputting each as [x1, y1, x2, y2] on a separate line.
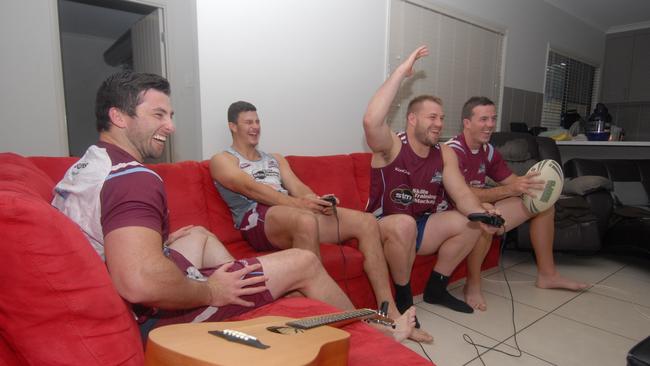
[322, 195, 337, 206]
[467, 212, 504, 227]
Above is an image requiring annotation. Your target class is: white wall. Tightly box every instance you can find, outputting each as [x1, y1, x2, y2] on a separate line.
[0, 0, 202, 161]
[415, 0, 606, 93]
[0, 0, 68, 156]
[197, 0, 387, 158]
[196, 0, 605, 158]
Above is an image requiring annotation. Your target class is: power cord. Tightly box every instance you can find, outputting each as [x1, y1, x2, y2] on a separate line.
[462, 225, 524, 366]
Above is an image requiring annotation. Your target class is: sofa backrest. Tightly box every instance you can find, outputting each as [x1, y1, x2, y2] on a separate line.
[0, 153, 144, 365]
[565, 158, 650, 209]
[489, 132, 562, 176]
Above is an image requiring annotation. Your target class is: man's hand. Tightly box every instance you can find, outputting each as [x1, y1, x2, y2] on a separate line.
[507, 171, 545, 198]
[475, 204, 505, 235]
[397, 46, 429, 77]
[206, 262, 268, 307]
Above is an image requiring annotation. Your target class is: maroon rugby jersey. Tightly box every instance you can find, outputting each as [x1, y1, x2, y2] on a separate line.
[445, 133, 512, 188]
[366, 132, 449, 219]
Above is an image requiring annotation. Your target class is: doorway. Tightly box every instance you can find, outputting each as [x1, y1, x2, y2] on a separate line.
[57, 0, 170, 163]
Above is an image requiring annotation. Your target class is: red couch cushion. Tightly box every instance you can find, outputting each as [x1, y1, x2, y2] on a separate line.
[28, 156, 80, 183]
[0, 190, 144, 365]
[0, 153, 55, 201]
[286, 155, 364, 211]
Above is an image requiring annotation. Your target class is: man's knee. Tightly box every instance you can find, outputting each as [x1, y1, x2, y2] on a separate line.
[293, 212, 320, 238]
[380, 215, 417, 247]
[284, 248, 322, 276]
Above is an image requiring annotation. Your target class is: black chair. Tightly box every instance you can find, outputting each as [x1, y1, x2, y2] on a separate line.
[489, 132, 608, 253]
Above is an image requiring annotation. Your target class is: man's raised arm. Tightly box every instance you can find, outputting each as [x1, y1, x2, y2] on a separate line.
[363, 46, 429, 158]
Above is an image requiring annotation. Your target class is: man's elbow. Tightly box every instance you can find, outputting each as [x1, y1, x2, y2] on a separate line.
[111, 273, 153, 304]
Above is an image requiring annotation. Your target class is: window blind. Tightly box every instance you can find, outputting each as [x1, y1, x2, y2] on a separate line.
[541, 50, 596, 129]
[388, 0, 504, 137]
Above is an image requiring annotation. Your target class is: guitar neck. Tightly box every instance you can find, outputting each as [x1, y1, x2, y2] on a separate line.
[286, 309, 375, 329]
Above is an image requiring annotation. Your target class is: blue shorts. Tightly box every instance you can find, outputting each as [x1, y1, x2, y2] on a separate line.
[415, 215, 431, 252]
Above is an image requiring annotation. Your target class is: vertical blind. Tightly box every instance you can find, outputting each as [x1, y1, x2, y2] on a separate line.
[541, 50, 596, 129]
[388, 0, 503, 137]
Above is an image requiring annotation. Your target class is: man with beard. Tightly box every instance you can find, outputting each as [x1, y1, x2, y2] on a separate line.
[363, 46, 502, 317]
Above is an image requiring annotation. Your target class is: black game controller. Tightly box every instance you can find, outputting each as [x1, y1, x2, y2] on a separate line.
[467, 212, 504, 227]
[322, 195, 337, 206]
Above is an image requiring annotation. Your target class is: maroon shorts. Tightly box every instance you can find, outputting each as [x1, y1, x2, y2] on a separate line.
[240, 203, 278, 251]
[151, 248, 274, 328]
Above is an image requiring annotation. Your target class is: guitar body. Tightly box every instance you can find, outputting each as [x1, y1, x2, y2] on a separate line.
[145, 316, 351, 366]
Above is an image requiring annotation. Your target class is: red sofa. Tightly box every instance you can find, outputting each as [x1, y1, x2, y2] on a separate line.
[0, 152, 500, 365]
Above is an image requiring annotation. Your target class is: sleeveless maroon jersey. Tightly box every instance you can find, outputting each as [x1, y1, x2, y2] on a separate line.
[366, 132, 449, 219]
[446, 133, 512, 188]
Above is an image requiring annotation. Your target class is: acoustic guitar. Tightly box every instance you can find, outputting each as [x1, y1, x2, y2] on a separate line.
[144, 308, 392, 366]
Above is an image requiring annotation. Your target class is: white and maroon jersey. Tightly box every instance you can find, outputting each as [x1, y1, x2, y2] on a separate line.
[446, 133, 512, 188]
[366, 132, 449, 219]
[214, 147, 288, 228]
[52, 142, 169, 260]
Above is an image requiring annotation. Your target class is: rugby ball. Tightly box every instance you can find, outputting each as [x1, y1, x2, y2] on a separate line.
[521, 159, 564, 215]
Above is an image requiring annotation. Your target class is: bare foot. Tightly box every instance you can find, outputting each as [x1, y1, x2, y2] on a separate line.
[463, 284, 487, 311]
[390, 306, 417, 342]
[536, 272, 588, 291]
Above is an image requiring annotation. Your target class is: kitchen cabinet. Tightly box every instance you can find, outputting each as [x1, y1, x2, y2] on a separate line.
[601, 29, 650, 103]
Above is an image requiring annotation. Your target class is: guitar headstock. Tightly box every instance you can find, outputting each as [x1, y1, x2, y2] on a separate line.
[361, 308, 396, 329]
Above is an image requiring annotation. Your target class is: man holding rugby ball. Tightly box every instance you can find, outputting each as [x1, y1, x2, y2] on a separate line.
[446, 96, 588, 311]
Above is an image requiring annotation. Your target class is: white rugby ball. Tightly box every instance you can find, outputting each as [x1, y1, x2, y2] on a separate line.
[521, 159, 564, 214]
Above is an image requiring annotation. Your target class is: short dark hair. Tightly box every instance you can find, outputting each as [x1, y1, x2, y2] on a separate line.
[461, 96, 495, 121]
[95, 71, 171, 132]
[406, 95, 443, 117]
[228, 101, 257, 123]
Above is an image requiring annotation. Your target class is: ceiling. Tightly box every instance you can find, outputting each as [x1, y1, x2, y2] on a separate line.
[544, 0, 650, 33]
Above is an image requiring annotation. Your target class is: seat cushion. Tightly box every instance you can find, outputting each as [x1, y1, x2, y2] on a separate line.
[0, 191, 144, 365]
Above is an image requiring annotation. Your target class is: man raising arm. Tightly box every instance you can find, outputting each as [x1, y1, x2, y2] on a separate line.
[363, 46, 501, 318]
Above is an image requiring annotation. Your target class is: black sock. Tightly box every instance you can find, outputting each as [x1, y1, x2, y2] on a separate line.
[393, 282, 421, 328]
[393, 282, 413, 314]
[423, 271, 473, 313]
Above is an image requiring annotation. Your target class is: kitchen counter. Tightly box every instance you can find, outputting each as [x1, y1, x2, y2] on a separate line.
[556, 140, 650, 162]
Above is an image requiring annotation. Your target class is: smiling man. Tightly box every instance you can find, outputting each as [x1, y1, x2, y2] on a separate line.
[210, 101, 432, 343]
[363, 46, 501, 317]
[52, 71, 361, 339]
[446, 96, 588, 311]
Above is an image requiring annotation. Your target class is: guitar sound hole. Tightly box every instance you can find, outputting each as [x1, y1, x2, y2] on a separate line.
[266, 326, 303, 335]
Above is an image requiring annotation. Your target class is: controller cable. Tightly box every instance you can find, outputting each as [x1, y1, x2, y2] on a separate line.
[461, 223, 524, 366]
[328, 199, 350, 295]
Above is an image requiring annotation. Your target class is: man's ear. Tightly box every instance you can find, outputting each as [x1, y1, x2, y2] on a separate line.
[228, 121, 237, 134]
[108, 107, 127, 129]
[406, 112, 417, 127]
[462, 118, 471, 129]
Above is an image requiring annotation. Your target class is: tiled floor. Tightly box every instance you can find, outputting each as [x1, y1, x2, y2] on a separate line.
[404, 250, 650, 366]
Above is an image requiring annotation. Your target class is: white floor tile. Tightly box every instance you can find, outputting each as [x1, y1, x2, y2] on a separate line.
[482, 269, 583, 312]
[403, 310, 512, 366]
[508, 253, 624, 285]
[464, 348, 554, 366]
[592, 271, 650, 308]
[554, 291, 650, 341]
[500, 250, 535, 269]
[416, 288, 546, 341]
[512, 313, 638, 366]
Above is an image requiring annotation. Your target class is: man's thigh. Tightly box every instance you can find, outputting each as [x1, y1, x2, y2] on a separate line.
[315, 207, 377, 243]
[263, 205, 315, 247]
[417, 210, 470, 255]
[494, 196, 533, 232]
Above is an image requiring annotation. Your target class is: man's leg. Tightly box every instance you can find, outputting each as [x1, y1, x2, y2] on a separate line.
[167, 226, 234, 268]
[316, 209, 433, 343]
[419, 210, 481, 313]
[263, 206, 321, 257]
[495, 197, 588, 290]
[377, 214, 417, 313]
[463, 231, 493, 311]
